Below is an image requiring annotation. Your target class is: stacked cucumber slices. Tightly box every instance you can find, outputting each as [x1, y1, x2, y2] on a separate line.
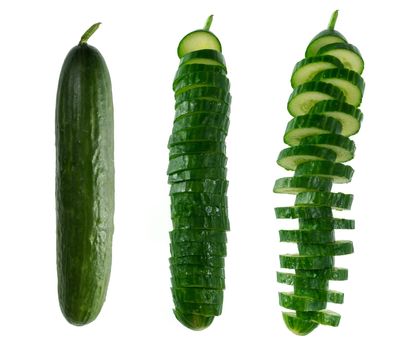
[167, 15, 230, 331]
[274, 10, 365, 335]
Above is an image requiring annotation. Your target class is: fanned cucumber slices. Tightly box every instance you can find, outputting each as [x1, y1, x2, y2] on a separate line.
[168, 15, 230, 331]
[273, 10, 365, 335]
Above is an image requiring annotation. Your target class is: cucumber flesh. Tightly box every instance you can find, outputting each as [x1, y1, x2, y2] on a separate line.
[178, 30, 222, 58]
[282, 312, 318, 336]
[318, 42, 364, 74]
[273, 176, 333, 194]
[173, 309, 214, 331]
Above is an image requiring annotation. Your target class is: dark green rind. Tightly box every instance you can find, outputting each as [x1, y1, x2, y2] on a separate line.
[168, 167, 227, 183]
[169, 142, 226, 159]
[173, 64, 226, 87]
[174, 72, 229, 94]
[170, 179, 228, 195]
[279, 292, 327, 311]
[298, 240, 354, 256]
[168, 127, 226, 146]
[170, 229, 227, 243]
[175, 87, 231, 107]
[284, 114, 342, 146]
[295, 191, 353, 210]
[282, 312, 318, 336]
[294, 160, 354, 184]
[275, 206, 333, 219]
[56, 43, 114, 325]
[299, 217, 355, 230]
[279, 254, 334, 270]
[273, 176, 333, 194]
[172, 113, 230, 135]
[173, 308, 214, 331]
[175, 100, 230, 119]
[179, 49, 226, 69]
[309, 99, 363, 137]
[169, 255, 225, 268]
[279, 229, 335, 244]
[172, 287, 224, 304]
[287, 81, 346, 117]
[167, 153, 227, 175]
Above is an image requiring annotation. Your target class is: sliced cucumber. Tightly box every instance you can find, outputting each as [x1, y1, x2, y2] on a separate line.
[172, 113, 230, 135]
[288, 81, 345, 117]
[305, 10, 347, 58]
[297, 310, 341, 327]
[170, 265, 225, 278]
[275, 206, 333, 219]
[282, 312, 318, 336]
[277, 145, 337, 171]
[294, 160, 354, 184]
[170, 179, 228, 195]
[170, 241, 227, 257]
[295, 267, 348, 281]
[284, 114, 342, 146]
[309, 99, 363, 137]
[169, 229, 227, 244]
[172, 287, 224, 305]
[174, 64, 226, 86]
[295, 191, 353, 210]
[295, 289, 344, 304]
[174, 73, 230, 94]
[277, 272, 329, 289]
[172, 215, 230, 231]
[171, 275, 225, 289]
[168, 127, 226, 146]
[167, 153, 227, 175]
[299, 133, 355, 163]
[177, 15, 222, 58]
[169, 142, 226, 159]
[170, 256, 225, 268]
[168, 168, 227, 184]
[291, 55, 343, 88]
[175, 100, 230, 119]
[318, 42, 364, 74]
[312, 68, 365, 107]
[273, 176, 333, 194]
[279, 292, 327, 311]
[179, 49, 226, 69]
[298, 240, 354, 256]
[279, 229, 335, 244]
[175, 87, 231, 106]
[173, 300, 223, 316]
[299, 217, 355, 230]
[280, 254, 334, 270]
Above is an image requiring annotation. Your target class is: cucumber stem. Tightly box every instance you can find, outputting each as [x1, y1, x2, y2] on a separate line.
[203, 15, 213, 31]
[328, 10, 339, 30]
[79, 22, 101, 45]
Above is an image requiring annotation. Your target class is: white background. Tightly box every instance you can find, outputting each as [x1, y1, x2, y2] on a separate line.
[0, 0, 407, 348]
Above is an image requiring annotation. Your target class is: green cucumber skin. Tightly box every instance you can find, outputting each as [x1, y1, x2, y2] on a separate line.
[56, 43, 114, 326]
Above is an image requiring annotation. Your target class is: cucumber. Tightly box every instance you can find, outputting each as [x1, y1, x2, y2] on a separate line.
[299, 134, 356, 163]
[309, 99, 363, 137]
[56, 23, 114, 326]
[291, 55, 344, 88]
[274, 10, 365, 334]
[284, 114, 342, 146]
[277, 145, 337, 170]
[312, 68, 365, 107]
[273, 176, 333, 194]
[288, 81, 345, 117]
[317, 42, 364, 74]
[168, 16, 230, 330]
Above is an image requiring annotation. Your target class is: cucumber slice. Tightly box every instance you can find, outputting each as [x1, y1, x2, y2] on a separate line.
[169, 229, 227, 244]
[169, 142, 226, 159]
[296, 267, 348, 281]
[167, 153, 227, 175]
[294, 160, 354, 184]
[175, 100, 230, 119]
[280, 254, 334, 270]
[282, 312, 318, 336]
[297, 310, 341, 327]
[179, 49, 226, 69]
[277, 145, 337, 170]
[173, 64, 226, 87]
[171, 275, 225, 289]
[170, 264, 225, 278]
[299, 134, 355, 163]
[170, 255, 225, 268]
[279, 292, 327, 311]
[177, 15, 222, 58]
[168, 168, 227, 184]
[170, 192, 227, 206]
[299, 217, 355, 230]
[313, 68, 365, 107]
[172, 287, 224, 304]
[295, 289, 344, 304]
[175, 87, 231, 106]
[288, 81, 345, 117]
[291, 55, 344, 88]
[318, 42, 364, 74]
[168, 127, 226, 146]
[276, 272, 329, 289]
[172, 215, 230, 230]
[173, 299, 223, 316]
[279, 229, 335, 244]
[173, 113, 230, 135]
[174, 72, 229, 94]
[295, 191, 353, 210]
[305, 10, 347, 58]
[170, 241, 227, 257]
[171, 205, 228, 219]
[298, 240, 354, 256]
[284, 114, 342, 146]
[275, 206, 333, 219]
[273, 176, 333, 194]
[170, 179, 228, 195]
